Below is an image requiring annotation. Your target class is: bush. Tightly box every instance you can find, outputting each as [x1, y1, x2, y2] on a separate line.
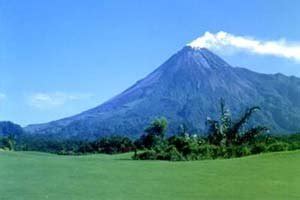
[236, 146, 251, 157]
[223, 146, 237, 158]
[182, 142, 199, 157]
[198, 144, 219, 159]
[168, 136, 189, 152]
[134, 150, 157, 160]
[251, 143, 267, 154]
[287, 142, 300, 151]
[267, 142, 289, 152]
[164, 146, 185, 161]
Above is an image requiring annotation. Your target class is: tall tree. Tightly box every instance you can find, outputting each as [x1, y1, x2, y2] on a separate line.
[141, 117, 168, 149]
[207, 99, 267, 146]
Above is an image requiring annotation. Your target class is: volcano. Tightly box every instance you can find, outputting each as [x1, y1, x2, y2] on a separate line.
[25, 46, 300, 139]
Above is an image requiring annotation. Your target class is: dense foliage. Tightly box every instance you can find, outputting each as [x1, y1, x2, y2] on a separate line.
[1, 128, 300, 160]
[133, 131, 300, 161]
[206, 99, 268, 146]
[13, 135, 135, 155]
[133, 100, 300, 161]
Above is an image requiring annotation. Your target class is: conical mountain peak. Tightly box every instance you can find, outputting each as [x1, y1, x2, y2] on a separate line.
[170, 46, 231, 70]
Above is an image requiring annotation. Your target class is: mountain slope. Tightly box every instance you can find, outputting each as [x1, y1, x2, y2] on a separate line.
[0, 121, 24, 137]
[25, 47, 300, 139]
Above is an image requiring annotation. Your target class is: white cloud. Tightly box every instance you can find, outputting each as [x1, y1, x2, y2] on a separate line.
[28, 92, 92, 109]
[187, 31, 300, 62]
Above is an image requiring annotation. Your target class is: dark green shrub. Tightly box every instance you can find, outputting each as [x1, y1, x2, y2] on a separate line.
[224, 146, 237, 158]
[134, 150, 157, 160]
[267, 142, 289, 152]
[198, 144, 218, 159]
[167, 136, 189, 152]
[94, 136, 135, 154]
[185, 153, 199, 160]
[287, 142, 300, 151]
[236, 146, 251, 157]
[210, 145, 221, 158]
[216, 146, 227, 158]
[155, 152, 167, 160]
[182, 141, 198, 156]
[165, 146, 185, 161]
[251, 143, 267, 154]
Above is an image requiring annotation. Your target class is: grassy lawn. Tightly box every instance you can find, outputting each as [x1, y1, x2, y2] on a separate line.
[0, 150, 300, 200]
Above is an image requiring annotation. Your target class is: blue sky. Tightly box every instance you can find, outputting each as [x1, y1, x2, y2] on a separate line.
[1, 0, 300, 126]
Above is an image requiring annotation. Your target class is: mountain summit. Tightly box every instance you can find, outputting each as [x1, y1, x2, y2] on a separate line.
[25, 46, 300, 139]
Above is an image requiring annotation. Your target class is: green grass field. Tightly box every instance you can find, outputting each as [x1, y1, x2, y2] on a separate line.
[0, 150, 300, 200]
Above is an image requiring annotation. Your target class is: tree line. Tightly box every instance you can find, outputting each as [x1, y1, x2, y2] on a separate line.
[132, 100, 300, 160]
[1, 100, 300, 160]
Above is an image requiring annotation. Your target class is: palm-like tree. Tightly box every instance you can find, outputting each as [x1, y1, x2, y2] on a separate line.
[206, 99, 268, 146]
